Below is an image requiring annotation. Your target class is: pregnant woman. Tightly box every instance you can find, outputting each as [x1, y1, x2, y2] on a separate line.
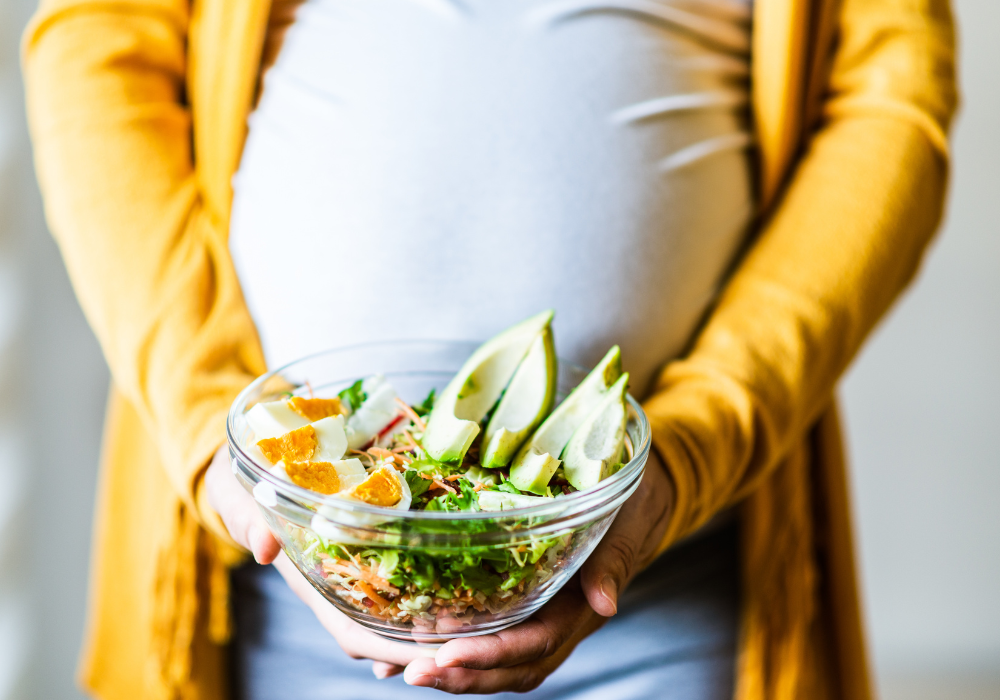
[23, 0, 956, 698]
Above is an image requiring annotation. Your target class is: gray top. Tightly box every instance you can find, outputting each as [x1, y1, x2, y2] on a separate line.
[230, 0, 754, 396]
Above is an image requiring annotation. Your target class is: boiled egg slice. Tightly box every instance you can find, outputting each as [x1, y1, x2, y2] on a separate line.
[346, 375, 402, 449]
[269, 459, 368, 495]
[311, 415, 349, 462]
[346, 465, 412, 510]
[246, 400, 309, 440]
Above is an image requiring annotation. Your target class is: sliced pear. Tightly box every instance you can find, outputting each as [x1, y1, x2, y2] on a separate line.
[465, 465, 500, 486]
[509, 346, 622, 494]
[480, 328, 557, 468]
[562, 372, 629, 491]
[421, 310, 554, 463]
[508, 452, 562, 496]
[477, 490, 553, 512]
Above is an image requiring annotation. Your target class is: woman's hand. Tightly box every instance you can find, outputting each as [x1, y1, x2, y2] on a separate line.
[396, 449, 675, 693]
[204, 444, 283, 565]
[203, 446, 425, 673]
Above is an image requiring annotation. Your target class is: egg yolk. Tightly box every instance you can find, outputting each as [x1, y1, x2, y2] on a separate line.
[351, 467, 402, 507]
[257, 425, 317, 464]
[284, 460, 341, 494]
[287, 396, 345, 422]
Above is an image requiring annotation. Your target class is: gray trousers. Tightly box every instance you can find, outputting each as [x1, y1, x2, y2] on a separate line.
[231, 521, 740, 700]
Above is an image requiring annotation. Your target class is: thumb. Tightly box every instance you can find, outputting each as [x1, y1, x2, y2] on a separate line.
[205, 446, 282, 565]
[579, 521, 641, 617]
[581, 450, 674, 617]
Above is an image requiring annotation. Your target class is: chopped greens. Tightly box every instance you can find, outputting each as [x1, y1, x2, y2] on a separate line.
[413, 388, 436, 417]
[242, 310, 642, 635]
[262, 355, 626, 630]
[424, 477, 479, 512]
[337, 379, 367, 413]
[277, 375, 579, 628]
[403, 469, 431, 498]
[496, 477, 525, 495]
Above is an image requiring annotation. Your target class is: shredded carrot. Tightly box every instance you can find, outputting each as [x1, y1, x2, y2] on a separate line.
[473, 483, 485, 492]
[402, 430, 420, 450]
[358, 581, 391, 611]
[445, 475, 461, 482]
[368, 446, 396, 462]
[432, 479, 457, 493]
[395, 397, 427, 431]
[351, 450, 376, 468]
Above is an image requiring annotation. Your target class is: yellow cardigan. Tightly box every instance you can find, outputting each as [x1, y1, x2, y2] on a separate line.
[23, 0, 956, 698]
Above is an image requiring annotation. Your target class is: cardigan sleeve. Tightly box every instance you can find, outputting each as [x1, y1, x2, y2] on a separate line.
[644, 0, 958, 550]
[23, 0, 267, 540]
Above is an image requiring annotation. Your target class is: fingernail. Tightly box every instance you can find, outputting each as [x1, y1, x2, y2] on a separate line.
[436, 656, 464, 668]
[408, 674, 439, 688]
[372, 665, 389, 680]
[247, 526, 260, 564]
[600, 574, 619, 615]
[250, 527, 264, 564]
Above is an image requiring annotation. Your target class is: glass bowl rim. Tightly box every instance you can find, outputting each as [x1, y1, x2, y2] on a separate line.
[227, 339, 651, 522]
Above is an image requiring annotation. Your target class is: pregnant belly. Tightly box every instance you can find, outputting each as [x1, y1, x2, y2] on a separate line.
[230, 0, 755, 394]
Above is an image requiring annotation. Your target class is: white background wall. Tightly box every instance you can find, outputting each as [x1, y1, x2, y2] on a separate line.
[840, 1, 1000, 695]
[2, 2, 110, 698]
[1, 0, 997, 698]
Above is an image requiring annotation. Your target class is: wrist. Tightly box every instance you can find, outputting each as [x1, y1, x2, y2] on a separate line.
[196, 444, 243, 551]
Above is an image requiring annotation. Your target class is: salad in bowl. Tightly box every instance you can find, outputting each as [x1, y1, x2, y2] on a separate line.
[227, 311, 650, 643]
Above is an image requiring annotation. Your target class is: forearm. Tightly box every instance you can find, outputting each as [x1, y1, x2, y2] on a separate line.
[24, 1, 266, 520]
[646, 116, 947, 545]
[644, 0, 957, 550]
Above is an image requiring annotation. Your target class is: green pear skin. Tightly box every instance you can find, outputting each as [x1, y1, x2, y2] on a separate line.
[561, 372, 629, 491]
[481, 327, 557, 468]
[421, 310, 554, 463]
[509, 346, 622, 494]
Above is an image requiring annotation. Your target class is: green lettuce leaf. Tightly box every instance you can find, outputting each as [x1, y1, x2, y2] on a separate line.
[338, 379, 366, 412]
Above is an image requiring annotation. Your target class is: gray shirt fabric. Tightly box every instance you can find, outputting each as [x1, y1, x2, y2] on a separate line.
[231, 520, 740, 700]
[230, 0, 754, 396]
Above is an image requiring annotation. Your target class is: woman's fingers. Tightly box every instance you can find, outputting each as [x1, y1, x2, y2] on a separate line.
[405, 657, 545, 694]
[579, 450, 673, 617]
[418, 454, 674, 693]
[406, 612, 606, 694]
[204, 445, 281, 564]
[372, 662, 405, 679]
[578, 498, 643, 616]
[434, 579, 592, 670]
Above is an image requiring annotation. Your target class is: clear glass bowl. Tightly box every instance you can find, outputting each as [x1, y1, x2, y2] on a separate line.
[227, 340, 650, 644]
